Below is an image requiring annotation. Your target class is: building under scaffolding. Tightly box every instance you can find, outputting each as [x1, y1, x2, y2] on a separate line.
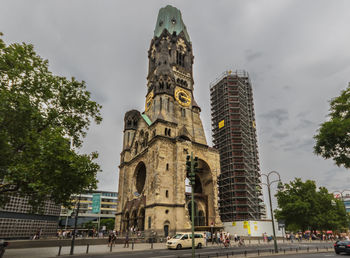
[210, 70, 263, 222]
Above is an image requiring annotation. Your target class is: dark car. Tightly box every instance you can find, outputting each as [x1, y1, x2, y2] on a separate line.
[334, 240, 350, 254]
[0, 239, 9, 258]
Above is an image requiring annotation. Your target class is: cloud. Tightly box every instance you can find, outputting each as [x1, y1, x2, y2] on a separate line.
[245, 49, 263, 62]
[260, 109, 289, 126]
[271, 132, 289, 139]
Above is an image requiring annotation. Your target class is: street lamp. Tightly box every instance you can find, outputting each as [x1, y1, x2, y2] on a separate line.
[261, 171, 281, 254]
[70, 193, 81, 255]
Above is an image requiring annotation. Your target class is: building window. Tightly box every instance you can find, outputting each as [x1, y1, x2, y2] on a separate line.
[165, 209, 169, 214]
[166, 190, 169, 198]
[148, 216, 151, 229]
[166, 163, 169, 171]
[176, 51, 185, 67]
[181, 108, 186, 117]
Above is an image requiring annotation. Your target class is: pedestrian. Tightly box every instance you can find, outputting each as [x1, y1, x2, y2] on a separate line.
[112, 233, 117, 246]
[216, 231, 220, 245]
[108, 233, 113, 247]
[124, 231, 129, 248]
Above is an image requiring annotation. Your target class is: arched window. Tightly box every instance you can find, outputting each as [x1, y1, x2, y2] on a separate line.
[166, 163, 169, 170]
[135, 142, 138, 155]
[165, 190, 169, 198]
[165, 128, 168, 135]
[168, 129, 171, 136]
[148, 216, 152, 229]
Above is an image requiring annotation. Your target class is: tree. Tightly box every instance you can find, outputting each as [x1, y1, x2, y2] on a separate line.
[314, 84, 350, 168]
[100, 218, 115, 231]
[275, 178, 348, 232]
[0, 34, 102, 210]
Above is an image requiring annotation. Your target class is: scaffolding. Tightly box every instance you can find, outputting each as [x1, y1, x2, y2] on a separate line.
[210, 70, 264, 222]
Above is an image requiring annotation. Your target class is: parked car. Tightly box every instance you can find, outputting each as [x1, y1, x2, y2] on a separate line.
[0, 239, 9, 258]
[166, 232, 204, 249]
[334, 240, 350, 254]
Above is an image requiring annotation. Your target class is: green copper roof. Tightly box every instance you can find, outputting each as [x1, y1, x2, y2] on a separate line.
[141, 113, 152, 126]
[154, 5, 190, 42]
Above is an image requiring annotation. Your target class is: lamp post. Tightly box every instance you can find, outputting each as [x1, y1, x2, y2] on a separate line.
[70, 193, 81, 255]
[261, 171, 281, 254]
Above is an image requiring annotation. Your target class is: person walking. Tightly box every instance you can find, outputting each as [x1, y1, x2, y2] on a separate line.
[124, 231, 129, 248]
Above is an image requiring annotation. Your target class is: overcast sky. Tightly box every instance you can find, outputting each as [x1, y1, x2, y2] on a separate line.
[2, 1, 350, 211]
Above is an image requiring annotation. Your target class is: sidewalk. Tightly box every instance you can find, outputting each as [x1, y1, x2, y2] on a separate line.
[4, 243, 166, 258]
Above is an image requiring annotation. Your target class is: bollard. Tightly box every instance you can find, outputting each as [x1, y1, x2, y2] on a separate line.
[257, 249, 260, 256]
[58, 245, 62, 256]
[86, 244, 89, 254]
[132, 238, 134, 250]
[244, 250, 247, 257]
[110, 243, 113, 252]
[307, 247, 309, 252]
[216, 253, 219, 257]
[317, 247, 318, 252]
[326, 247, 328, 251]
[258, 238, 260, 244]
[249, 239, 251, 244]
[227, 254, 229, 258]
[296, 248, 298, 253]
[284, 249, 286, 254]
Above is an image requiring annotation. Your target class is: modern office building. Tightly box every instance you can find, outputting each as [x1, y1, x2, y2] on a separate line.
[59, 191, 118, 228]
[334, 193, 350, 213]
[0, 195, 60, 239]
[210, 70, 263, 222]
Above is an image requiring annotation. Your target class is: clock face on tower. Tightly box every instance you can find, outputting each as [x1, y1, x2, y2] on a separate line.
[175, 87, 191, 107]
[145, 91, 154, 111]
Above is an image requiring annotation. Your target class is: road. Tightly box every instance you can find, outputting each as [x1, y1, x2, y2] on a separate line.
[68, 242, 334, 258]
[263, 253, 345, 258]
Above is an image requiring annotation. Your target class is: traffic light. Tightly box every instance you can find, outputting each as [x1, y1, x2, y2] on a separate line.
[186, 155, 191, 177]
[193, 156, 199, 173]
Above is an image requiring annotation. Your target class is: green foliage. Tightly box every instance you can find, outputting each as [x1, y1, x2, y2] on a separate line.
[0, 34, 102, 210]
[100, 218, 115, 230]
[83, 221, 96, 229]
[314, 84, 350, 168]
[275, 178, 348, 232]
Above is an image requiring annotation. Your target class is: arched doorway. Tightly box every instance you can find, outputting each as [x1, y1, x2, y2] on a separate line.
[131, 210, 137, 229]
[124, 212, 130, 231]
[138, 208, 145, 231]
[163, 220, 170, 237]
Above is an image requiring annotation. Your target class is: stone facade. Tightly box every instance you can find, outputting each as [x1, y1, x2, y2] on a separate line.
[115, 5, 222, 237]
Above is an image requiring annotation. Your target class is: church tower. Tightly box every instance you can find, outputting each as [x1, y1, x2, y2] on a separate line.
[115, 5, 222, 237]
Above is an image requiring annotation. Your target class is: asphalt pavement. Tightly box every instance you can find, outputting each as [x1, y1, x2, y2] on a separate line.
[3, 240, 335, 258]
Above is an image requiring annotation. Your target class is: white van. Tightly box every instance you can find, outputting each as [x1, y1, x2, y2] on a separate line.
[166, 232, 205, 249]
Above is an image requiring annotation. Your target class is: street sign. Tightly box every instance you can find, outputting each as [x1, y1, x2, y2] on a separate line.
[92, 193, 101, 213]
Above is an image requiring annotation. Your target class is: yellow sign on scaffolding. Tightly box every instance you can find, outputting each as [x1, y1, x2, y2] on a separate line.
[218, 120, 224, 129]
